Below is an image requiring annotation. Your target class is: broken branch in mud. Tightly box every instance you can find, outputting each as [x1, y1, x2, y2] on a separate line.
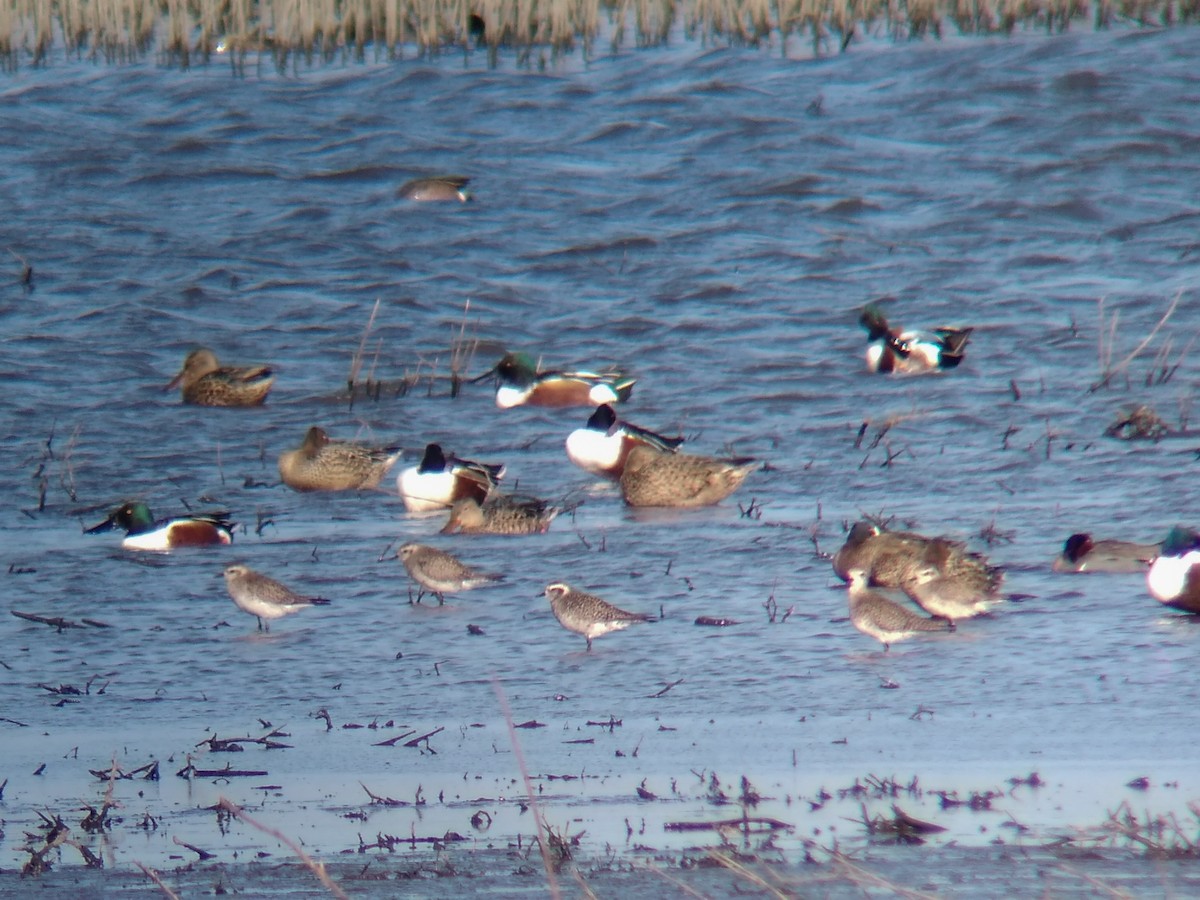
[135, 861, 182, 899]
[12, 610, 111, 630]
[175, 758, 269, 779]
[171, 836, 216, 860]
[219, 797, 350, 898]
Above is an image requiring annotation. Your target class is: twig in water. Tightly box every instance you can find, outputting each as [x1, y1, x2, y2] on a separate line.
[134, 862, 181, 899]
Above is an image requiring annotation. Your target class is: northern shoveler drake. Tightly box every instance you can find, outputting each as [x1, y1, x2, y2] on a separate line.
[565, 404, 685, 480]
[86, 501, 234, 551]
[221, 564, 330, 631]
[395, 543, 504, 605]
[859, 304, 973, 374]
[832, 520, 1003, 595]
[1147, 526, 1200, 614]
[1052, 532, 1160, 573]
[897, 565, 1002, 623]
[440, 496, 559, 535]
[398, 175, 471, 202]
[544, 582, 655, 651]
[278, 426, 402, 492]
[846, 569, 954, 651]
[396, 443, 505, 513]
[619, 445, 757, 508]
[166, 348, 275, 407]
[473, 351, 636, 409]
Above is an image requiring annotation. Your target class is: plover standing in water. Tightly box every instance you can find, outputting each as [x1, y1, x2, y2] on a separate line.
[396, 543, 504, 605]
[221, 564, 330, 631]
[544, 582, 654, 650]
[846, 569, 953, 651]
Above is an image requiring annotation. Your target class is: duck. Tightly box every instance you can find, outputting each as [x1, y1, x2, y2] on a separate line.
[619, 445, 756, 508]
[846, 569, 955, 651]
[397, 175, 471, 202]
[278, 427, 402, 492]
[396, 443, 505, 513]
[86, 501, 234, 551]
[439, 496, 559, 535]
[221, 564, 330, 631]
[165, 348, 275, 407]
[1147, 526, 1200, 614]
[832, 520, 1003, 595]
[565, 404, 685, 480]
[859, 303, 972, 374]
[395, 543, 504, 605]
[543, 582, 655, 651]
[1052, 532, 1160, 573]
[473, 351, 635, 409]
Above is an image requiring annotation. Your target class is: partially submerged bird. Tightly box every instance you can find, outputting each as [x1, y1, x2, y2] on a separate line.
[1147, 526, 1200, 614]
[846, 570, 954, 651]
[440, 496, 559, 535]
[278, 426, 402, 492]
[165, 347, 275, 407]
[619, 445, 756, 508]
[859, 304, 972, 374]
[396, 542, 504, 605]
[1053, 532, 1160, 574]
[86, 501, 234, 551]
[474, 351, 635, 409]
[832, 521, 1002, 595]
[544, 582, 655, 651]
[397, 443, 505, 513]
[221, 563, 330, 631]
[398, 175, 471, 202]
[565, 404, 685, 480]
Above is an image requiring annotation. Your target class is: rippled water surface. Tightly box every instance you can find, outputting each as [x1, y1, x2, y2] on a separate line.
[2, 27, 1200, 893]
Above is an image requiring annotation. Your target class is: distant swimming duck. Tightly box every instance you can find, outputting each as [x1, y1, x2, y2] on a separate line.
[398, 175, 472, 202]
[1053, 532, 1160, 574]
[278, 426, 402, 492]
[846, 569, 955, 651]
[166, 348, 275, 407]
[473, 351, 636, 409]
[544, 582, 655, 651]
[566, 404, 685, 480]
[222, 564, 330, 631]
[859, 304, 972, 374]
[86, 501, 234, 551]
[440, 496, 559, 535]
[619, 445, 756, 508]
[1147, 526, 1200, 614]
[397, 443, 505, 513]
[832, 520, 1002, 593]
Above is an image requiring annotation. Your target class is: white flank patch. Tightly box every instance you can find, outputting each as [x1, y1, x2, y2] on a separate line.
[588, 383, 620, 405]
[865, 343, 884, 372]
[122, 528, 173, 552]
[495, 385, 527, 408]
[566, 429, 621, 474]
[398, 468, 456, 512]
[1147, 551, 1200, 602]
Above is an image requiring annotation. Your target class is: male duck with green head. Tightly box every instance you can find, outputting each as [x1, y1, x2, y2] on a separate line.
[474, 352, 636, 409]
[86, 501, 234, 551]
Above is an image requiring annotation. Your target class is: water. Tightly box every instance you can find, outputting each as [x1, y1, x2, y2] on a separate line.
[2, 27, 1200, 893]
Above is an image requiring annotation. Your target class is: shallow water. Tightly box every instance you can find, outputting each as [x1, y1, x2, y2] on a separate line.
[2, 26, 1200, 892]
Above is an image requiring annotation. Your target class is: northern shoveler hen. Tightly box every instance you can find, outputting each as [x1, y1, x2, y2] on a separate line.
[846, 569, 955, 651]
[86, 501, 234, 551]
[474, 351, 636, 409]
[832, 521, 1002, 595]
[395, 543, 504, 605]
[544, 582, 655, 651]
[1147, 526, 1200, 614]
[166, 348, 275, 407]
[221, 564, 330, 631]
[619, 445, 756, 508]
[396, 443, 505, 513]
[397, 175, 471, 202]
[440, 496, 559, 535]
[278, 426, 402, 492]
[1052, 532, 1160, 574]
[859, 304, 973, 374]
[565, 404, 685, 480]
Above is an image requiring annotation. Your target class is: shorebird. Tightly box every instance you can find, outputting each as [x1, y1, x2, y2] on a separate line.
[832, 521, 1003, 594]
[396, 543, 504, 605]
[165, 348, 275, 406]
[619, 445, 756, 508]
[1147, 526, 1200, 614]
[397, 175, 471, 202]
[859, 303, 972, 375]
[221, 564, 330, 631]
[543, 582, 654, 650]
[897, 565, 1002, 623]
[1052, 532, 1160, 573]
[846, 570, 954, 650]
[440, 496, 559, 535]
[86, 501, 234, 551]
[397, 443, 505, 513]
[473, 351, 635, 409]
[278, 426, 402, 492]
[565, 404, 685, 480]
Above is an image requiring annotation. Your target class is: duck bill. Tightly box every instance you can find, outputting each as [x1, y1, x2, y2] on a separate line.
[438, 519, 461, 535]
[85, 515, 117, 534]
[467, 364, 498, 385]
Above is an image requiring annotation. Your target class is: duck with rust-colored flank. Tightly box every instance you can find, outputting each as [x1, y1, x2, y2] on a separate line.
[1147, 527, 1200, 614]
[278, 426, 402, 492]
[1052, 532, 1160, 573]
[397, 443, 505, 513]
[86, 501, 234, 551]
[166, 348, 275, 406]
[566, 404, 685, 480]
[544, 582, 655, 651]
[473, 351, 635, 409]
[222, 564, 330, 631]
[859, 303, 972, 375]
[619, 444, 756, 508]
[846, 570, 954, 651]
[398, 175, 472, 202]
[832, 521, 1003, 596]
[395, 543, 504, 605]
[440, 496, 559, 536]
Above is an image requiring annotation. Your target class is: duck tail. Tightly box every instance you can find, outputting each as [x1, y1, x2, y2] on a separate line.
[612, 378, 636, 403]
[935, 327, 973, 367]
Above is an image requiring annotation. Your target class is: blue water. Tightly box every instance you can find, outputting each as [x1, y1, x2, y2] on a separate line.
[2, 27, 1200, 885]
